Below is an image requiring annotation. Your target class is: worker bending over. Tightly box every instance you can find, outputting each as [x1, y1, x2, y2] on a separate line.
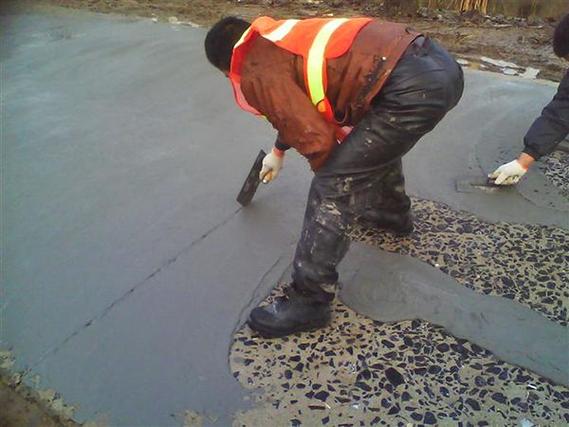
[205, 16, 463, 337]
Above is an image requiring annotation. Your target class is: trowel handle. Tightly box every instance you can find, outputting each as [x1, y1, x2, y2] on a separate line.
[261, 169, 272, 184]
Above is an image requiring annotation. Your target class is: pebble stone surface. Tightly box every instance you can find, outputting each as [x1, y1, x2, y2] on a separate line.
[541, 150, 569, 199]
[230, 154, 569, 425]
[231, 294, 569, 426]
[351, 197, 569, 326]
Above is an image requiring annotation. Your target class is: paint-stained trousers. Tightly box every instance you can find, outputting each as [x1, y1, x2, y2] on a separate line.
[292, 37, 464, 302]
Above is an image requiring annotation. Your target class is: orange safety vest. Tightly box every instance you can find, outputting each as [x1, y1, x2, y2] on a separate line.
[229, 17, 373, 141]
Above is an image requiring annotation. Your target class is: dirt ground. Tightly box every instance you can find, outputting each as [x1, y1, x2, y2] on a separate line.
[41, 0, 568, 82]
[0, 374, 79, 427]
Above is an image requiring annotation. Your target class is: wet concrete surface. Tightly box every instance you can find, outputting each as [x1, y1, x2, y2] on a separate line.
[2, 6, 311, 425]
[1, 4, 567, 426]
[404, 71, 568, 228]
[339, 244, 568, 386]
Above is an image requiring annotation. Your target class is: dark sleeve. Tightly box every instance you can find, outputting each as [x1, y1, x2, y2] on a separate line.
[274, 134, 290, 152]
[523, 71, 569, 160]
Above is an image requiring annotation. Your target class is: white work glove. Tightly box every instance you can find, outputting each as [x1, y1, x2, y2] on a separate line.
[259, 148, 284, 184]
[488, 160, 528, 185]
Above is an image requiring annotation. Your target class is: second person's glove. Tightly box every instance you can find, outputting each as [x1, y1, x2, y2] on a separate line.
[489, 160, 528, 185]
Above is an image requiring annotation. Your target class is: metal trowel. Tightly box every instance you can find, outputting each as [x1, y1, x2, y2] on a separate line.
[236, 149, 267, 206]
[455, 176, 502, 194]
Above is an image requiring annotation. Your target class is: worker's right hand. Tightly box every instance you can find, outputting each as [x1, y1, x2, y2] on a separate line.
[260, 148, 284, 184]
[488, 160, 528, 185]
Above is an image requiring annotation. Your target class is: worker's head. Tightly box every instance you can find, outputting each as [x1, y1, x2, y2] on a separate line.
[204, 16, 250, 74]
[553, 13, 569, 60]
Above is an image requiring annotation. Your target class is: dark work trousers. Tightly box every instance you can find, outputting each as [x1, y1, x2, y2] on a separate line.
[292, 37, 464, 302]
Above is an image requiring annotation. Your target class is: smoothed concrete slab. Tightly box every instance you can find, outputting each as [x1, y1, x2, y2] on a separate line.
[2, 9, 311, 423]
[31, 213, 297, 425]
[2, 9, 311, 369]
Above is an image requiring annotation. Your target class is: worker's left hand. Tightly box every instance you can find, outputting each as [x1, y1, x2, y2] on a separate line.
[488, 160, 528, 185]
[260, 148, 285, 184]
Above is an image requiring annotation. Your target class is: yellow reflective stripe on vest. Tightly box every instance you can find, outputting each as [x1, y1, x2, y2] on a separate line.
[306, 18, 348, 108]
[264, 19, 300, 42]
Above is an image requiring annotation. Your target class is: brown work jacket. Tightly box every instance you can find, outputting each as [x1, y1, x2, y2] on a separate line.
[240, 20, 421, 170]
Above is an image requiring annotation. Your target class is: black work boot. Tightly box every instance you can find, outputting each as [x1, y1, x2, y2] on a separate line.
[363, 210, 414, 235]
[378, 211, 414, 235]
[248, 286, 331, 338]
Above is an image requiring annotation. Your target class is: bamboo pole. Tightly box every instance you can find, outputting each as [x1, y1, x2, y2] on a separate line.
[453, 0, 489, 13]
[434, 0, 489, 13]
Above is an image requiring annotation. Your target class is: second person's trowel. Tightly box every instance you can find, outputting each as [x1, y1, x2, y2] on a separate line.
[455, 176, 502, 194]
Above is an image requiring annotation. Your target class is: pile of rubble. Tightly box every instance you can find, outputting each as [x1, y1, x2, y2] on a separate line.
[415, 7, 553, 29]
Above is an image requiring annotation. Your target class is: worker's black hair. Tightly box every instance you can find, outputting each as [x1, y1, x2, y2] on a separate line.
[204, 16, 250, 72]
[553, 13, 569, 58]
